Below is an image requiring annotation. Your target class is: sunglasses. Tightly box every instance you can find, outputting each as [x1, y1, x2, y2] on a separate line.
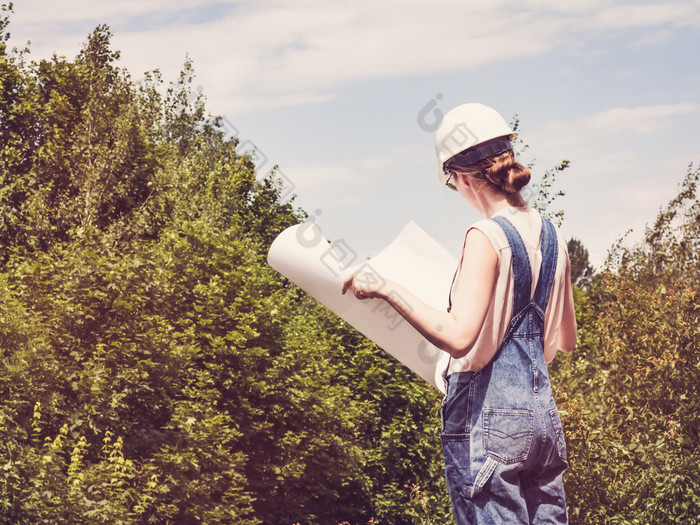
[445, 170, 458, 191]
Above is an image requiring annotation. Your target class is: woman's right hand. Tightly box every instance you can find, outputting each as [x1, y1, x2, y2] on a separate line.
[341, 269, 386, 300]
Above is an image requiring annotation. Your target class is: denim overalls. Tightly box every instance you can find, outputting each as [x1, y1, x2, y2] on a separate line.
[441, 216, 568, 524]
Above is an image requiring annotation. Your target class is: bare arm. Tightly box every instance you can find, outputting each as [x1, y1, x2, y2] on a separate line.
[556, 254, 577, 352]
[342, 228, 498, 359]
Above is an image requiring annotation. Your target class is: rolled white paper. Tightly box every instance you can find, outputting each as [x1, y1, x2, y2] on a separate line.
[267, 220, 457, 392]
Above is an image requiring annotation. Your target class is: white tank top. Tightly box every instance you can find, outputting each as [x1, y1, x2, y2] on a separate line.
[446, 206, 572, 375]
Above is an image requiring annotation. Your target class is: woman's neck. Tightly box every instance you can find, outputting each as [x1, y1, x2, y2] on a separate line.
[479, 192, 527, 218]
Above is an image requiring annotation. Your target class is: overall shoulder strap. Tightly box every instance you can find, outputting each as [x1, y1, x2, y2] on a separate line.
[532, 218, 559, 312]
[490, 216, 532, 314]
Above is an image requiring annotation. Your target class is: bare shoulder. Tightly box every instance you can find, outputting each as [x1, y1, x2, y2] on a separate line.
[464, 226, 497, 253]
[462, 227, 498, 270]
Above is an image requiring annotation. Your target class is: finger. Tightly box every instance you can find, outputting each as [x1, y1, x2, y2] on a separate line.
[341, 276, 353, 295]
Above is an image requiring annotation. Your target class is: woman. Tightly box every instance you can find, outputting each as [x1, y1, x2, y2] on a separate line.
[342, 103, 577, 524]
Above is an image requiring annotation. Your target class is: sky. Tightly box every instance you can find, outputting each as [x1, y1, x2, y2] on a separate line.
[6, 0, 700, 269]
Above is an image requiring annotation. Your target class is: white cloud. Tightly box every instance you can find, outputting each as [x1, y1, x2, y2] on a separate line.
[105, 1, 567, 115]
[556, 66, 576, 76]
[284, 156, 384, 190]
[8, 0, 700, 115]
[10, 0, 217, 27]
[524, 103, 697, 268]
[530, 103, 698, 158]
[3, 1, 566, 115]
[520, 0, 606, 13]
[585, 103, 698, 135]
[592, 3, 700, 29]
[628, 29, 675, 48]
[282, 141, 425, 191]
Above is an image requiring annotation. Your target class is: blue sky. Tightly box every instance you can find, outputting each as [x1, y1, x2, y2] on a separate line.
[8, 0, 700, 268]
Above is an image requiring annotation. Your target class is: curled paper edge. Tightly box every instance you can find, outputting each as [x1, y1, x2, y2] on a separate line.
[267, 221, 456, 392]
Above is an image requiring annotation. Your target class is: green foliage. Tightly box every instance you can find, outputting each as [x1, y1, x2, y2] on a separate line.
[0, 17, 281, 523]
[329, 330, 453, 524]
[527, 159, 569, 227]
[550, 166, 700, 524]
[2, 9, 697, 523]
[567, 237, 595, 289]
[0, 15, 451, 524]
[510, 115, 569, 226]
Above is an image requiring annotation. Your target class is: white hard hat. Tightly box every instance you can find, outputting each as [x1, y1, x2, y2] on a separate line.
[435, 103, 517, 185]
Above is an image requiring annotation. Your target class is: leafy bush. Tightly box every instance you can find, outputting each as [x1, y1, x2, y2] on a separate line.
[1, 4, 698, 522]
[550, 166, 700, 524]
[0, 9, 450, 523]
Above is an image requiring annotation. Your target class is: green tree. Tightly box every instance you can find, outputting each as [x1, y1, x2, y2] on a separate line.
[0, 13, 450, 524]
[567, 237, 594, 289]
[550, 165, 700, 524]
[9, 8, 696, 524]
[0, 16, 285, 523]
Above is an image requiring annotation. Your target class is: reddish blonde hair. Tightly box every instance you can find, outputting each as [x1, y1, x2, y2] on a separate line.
[444, 149, 531, 194]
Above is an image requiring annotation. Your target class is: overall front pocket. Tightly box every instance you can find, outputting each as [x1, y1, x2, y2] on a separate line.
[549, 409, 568, 461]
[441, 372, 474, 439]
[483, 408, 534, 464]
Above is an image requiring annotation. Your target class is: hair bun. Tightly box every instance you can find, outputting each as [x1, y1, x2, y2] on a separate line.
[484, 150, 531, 193]
[505, 164, 531, 193]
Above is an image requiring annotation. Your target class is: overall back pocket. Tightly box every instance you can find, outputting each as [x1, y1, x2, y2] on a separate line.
[483, 408, 534, 464]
